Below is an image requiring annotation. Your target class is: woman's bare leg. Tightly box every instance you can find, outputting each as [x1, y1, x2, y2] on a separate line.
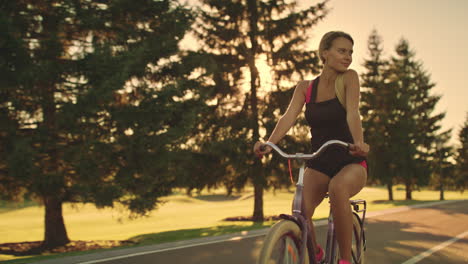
[303, 167, 330, 255]
[328, 164, 367, 262]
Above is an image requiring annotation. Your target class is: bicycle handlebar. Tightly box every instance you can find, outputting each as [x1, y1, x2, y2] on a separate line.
[261, 140, 350, 160]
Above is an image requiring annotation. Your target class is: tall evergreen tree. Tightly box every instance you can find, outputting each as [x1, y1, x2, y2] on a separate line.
[191, 0, 328, 221]
[431, 130, 454, 200]
[386, 39, 446, 199]
[0, 0, 202, 249]
[455, 113, 468, 191]
[360, 29, 396, 200]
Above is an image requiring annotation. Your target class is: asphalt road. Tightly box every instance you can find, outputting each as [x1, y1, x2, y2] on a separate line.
[37, 200, 468, 264]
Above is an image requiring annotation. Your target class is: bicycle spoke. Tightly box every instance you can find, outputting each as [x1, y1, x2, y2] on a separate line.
[266, 234, 300, 264]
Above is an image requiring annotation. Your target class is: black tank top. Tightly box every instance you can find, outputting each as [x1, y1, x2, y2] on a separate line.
[305, 76, 364, 164]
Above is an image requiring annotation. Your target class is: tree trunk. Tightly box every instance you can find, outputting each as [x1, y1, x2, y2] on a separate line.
[405, 180, 412, 200]
[247, 0, 264, 222]
[42, 196, 70, 249]
[387, 181, 394, 201]
[40, 77, 69, 248]
[253, 176, 264, 221]
[440, 176, 445, 201]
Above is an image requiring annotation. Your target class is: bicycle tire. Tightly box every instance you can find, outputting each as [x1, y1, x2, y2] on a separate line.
[257, 220, 310, 264]
[331, 213, 365, 264]
[351, 212, 365, 264]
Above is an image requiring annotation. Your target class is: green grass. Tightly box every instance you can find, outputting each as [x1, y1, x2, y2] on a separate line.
[1, 185, 467, 263]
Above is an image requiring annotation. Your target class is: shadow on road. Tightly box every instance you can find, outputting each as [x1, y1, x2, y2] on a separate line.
[371, 199, 434, 206]
[430, 200, 468, 216]
[370, 199, 468, 217]
[128, 223, 269, 245]
[365, 216, 468, 264]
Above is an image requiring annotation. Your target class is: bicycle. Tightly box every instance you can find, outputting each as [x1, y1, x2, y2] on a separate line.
[257, 140, 367, 264]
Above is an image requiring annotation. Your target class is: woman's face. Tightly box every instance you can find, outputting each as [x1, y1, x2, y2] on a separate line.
[323, 37, 353, 72]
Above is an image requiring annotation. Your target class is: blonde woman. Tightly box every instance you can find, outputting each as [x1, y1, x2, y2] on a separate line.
[254, 31, 369, 264]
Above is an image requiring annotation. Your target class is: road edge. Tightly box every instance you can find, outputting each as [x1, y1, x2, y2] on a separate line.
[31, 199, 466, 264]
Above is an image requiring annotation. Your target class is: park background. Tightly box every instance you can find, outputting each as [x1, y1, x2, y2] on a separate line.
[1, 0, 468, 262]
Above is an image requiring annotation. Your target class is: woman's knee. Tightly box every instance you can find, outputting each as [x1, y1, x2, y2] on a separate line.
[303, 199, 321, 218]
[328, 165, 366, 200]
[328, 181, 350, 203]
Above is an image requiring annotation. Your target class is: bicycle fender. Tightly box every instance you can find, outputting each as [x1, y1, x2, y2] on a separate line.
[279, 214, 302, 228]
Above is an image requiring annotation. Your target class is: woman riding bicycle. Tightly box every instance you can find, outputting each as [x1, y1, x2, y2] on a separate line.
[254, 31, 369, 264]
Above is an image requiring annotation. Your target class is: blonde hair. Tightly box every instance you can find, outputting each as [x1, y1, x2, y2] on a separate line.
[318, 31, 354, 63]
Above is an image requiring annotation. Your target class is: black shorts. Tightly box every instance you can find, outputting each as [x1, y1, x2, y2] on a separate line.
[306, 147, 366, 178]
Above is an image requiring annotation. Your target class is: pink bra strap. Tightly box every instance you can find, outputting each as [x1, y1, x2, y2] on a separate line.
[305, 80, 314, 104]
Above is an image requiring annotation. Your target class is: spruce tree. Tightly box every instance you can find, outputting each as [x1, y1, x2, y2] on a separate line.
[360, 29, 396, 200]
[455, 113, 468, 191]
[431, 130, 454, 200]
[386, 39, 446, 199]
[0, 0, 201, 249]
[191, 0, 328, 221]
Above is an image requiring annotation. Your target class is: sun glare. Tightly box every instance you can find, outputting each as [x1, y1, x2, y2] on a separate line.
[256, 54, 274, 97]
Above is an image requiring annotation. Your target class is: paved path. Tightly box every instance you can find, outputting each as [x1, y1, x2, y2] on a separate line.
[36, 200, 468, 264]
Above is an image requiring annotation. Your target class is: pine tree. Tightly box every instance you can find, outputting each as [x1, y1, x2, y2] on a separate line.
[0, 0, 201, 249]
[431, 130, 454, 200]
[360, 29, 396, 200]
[455, 113, 468, 191]
[191, 0, 328, 221]
[386, 39, 446, 200]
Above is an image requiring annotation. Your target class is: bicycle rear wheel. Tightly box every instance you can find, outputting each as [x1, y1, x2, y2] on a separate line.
[257, 220, 309, 264]
[332, 213, 365, 264]
[351, 212, 365, 264]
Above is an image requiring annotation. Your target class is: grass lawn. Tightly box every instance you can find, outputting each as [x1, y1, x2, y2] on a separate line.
[1, 185, 467, 263]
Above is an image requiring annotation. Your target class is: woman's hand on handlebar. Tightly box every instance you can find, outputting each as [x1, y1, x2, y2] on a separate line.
[349, 142, 369, 157]
[254, 141, 272, 158]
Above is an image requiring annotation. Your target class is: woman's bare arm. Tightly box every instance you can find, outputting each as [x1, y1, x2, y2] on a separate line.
[266, 81, 308, 144]
[344, 69, 369, 156]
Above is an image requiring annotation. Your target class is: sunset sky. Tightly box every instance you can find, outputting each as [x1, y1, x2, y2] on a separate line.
[183, 0, 467, 144]
[301, 0, 468, 144]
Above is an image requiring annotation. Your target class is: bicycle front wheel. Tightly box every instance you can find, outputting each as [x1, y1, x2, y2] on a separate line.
[257, 220, 309, 264]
